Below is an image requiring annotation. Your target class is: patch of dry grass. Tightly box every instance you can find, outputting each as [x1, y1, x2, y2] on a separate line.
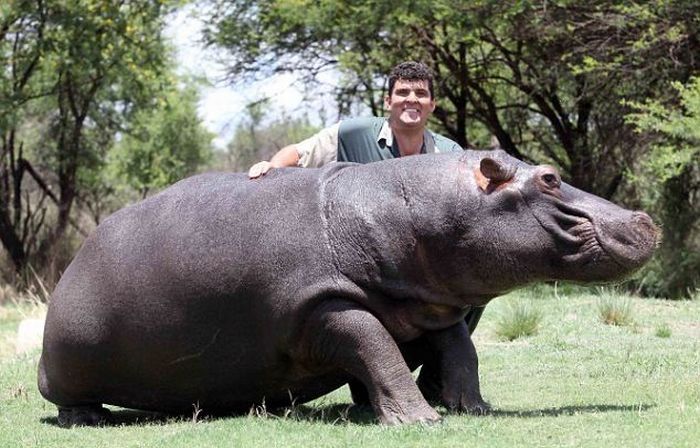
[0, 284, 47, 359]
[597, 288, 635, 326]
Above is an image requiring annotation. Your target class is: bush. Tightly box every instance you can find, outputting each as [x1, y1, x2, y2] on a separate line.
[655, 323, 672, 338]
[626, 77, 700, 299]
[495, 299, 543, 341]
[596, 289, 635, 326]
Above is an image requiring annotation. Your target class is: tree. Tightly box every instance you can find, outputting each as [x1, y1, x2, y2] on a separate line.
[625, 77, 700, 298]
[111, 80, 214, 198]
[1, 0, 51, 274]
[204, 0, 700, 296]
[1, 0, 176, 276]
[203, 0, 700, 198]
[225, 99, 319, 171]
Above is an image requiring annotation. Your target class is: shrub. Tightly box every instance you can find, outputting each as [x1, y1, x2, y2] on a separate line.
[597, 289, 635, 326]
[626, 77, 700, 299]
[655, 323, 672, 338]
[495, 300, 543, 341]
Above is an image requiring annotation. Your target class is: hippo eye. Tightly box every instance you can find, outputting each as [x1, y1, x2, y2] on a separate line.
[542, 173, 560, 188]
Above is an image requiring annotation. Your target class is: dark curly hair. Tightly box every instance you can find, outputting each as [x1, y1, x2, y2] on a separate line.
[388, 61, 435, 98]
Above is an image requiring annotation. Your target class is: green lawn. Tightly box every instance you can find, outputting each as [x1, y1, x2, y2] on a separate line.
[1, 286, 698, 447]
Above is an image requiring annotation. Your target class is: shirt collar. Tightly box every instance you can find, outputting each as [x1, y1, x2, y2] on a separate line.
[377, 119, 393, 147]
[377, 119, 436, 155]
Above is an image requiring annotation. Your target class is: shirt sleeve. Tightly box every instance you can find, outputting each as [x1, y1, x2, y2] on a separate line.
[296, 122, 341, 168]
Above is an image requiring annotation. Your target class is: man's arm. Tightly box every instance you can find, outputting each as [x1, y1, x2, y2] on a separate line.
[248, 145, 301, 178]
[248, 122, 341, 179]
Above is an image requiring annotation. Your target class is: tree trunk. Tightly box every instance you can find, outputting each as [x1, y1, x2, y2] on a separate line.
[0, 212, 27, 273]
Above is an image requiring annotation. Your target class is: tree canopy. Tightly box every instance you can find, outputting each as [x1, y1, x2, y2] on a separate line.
[1, 1, 697, 297]
[224, 99, 319, 171]
[112, 80, 214, 199]
[625, 77, 700, 297]
[204, 0, 699, 297]
[1, 0, 212, 280]
[204, 0, 699, 198]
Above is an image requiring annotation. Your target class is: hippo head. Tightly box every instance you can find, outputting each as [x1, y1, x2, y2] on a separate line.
[468, 151, 659, 285]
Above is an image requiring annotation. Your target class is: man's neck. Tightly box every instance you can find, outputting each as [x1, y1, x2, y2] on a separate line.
[390, 125, 425, 156]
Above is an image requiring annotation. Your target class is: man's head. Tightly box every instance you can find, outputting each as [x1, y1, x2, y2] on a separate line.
[385, 61, 436, 131]
[388, 61, 435, 98]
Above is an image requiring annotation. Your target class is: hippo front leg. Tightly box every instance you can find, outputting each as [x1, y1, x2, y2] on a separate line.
[417, 321, 490, 415]
[301, 300, 441, 425]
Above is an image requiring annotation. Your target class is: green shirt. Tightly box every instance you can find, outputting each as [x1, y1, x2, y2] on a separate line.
[296, 117, 462, 167]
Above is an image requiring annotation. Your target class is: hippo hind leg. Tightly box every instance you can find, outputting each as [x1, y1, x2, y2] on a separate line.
[39, 356, 112, 427]
[57, 405, 112, 427]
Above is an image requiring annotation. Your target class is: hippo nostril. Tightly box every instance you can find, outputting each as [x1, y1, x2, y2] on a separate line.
[596, 211, 659, 267]
[632, 212, 660, 243]
[633, 211, 654, 227]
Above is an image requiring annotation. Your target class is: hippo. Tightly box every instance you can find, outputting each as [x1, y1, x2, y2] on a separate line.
[38, 150, 658, 426]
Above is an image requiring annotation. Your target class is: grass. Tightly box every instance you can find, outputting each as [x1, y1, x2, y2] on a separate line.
[494, 298, 543, 341]
[654, 323, 672, 338]
[1, 285, 699, 447]
[596, 288, 635, 326]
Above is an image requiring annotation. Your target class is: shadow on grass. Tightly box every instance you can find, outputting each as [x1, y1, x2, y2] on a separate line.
[40, 409, 176, 428]
[489, 403, 656, 418]
[266, 403, 377, 425]
[40, 403, 377, 427]
[41, 403, 654, 427]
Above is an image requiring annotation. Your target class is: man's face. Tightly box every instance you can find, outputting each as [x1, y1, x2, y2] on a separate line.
[385, 79, 436, 130]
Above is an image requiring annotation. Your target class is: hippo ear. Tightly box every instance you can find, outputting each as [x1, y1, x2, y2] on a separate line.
[480, 158, 516, 183]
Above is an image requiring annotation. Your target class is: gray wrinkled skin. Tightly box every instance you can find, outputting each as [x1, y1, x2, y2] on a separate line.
[38, 150, 658, 426]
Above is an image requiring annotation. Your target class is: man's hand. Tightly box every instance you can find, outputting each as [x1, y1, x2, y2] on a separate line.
[248, 145, 301, 179]
[248, 161, 273, 179]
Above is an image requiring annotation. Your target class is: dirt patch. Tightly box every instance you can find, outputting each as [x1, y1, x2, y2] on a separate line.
[15, 316, 45, 355]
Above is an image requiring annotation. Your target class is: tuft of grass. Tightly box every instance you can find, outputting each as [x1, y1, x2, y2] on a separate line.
[597, 288, 635, 326]
[495, 299, 543, 341]
[245, 395, 358, 425]
[655, 323, 672, 338]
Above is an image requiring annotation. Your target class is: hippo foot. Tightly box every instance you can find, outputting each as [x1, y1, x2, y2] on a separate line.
[57, 405, 112, 427]
[444, 397, 492, 416]
[376, 399, 442, 426]
[418, 376, 492, 415]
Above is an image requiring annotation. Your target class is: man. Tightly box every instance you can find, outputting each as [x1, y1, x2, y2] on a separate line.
[248, 60, 484, 334]
[248, 61, 462, 177]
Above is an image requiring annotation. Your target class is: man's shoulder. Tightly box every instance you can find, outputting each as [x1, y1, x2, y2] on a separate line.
[429, 131, 463, 153]
[339, 116, 385, 135]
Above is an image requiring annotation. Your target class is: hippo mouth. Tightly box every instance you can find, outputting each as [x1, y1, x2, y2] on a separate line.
[539, 199, 659, 272]
[560, 219, 606, 264]
[548, 207, 612, 266]
[590, 211, 659, 269]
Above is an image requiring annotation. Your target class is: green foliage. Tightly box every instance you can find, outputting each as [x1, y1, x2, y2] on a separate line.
[494, 299, 543, 341]
[626, 77, 700, 298]
[654, 323, 671, 338]
[111, 80, 214, 197]
[626, 77, 700, 185]
[204, 0, 700, 198]
[225, 100, 320, 172]
[0, 0, 181, 277]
